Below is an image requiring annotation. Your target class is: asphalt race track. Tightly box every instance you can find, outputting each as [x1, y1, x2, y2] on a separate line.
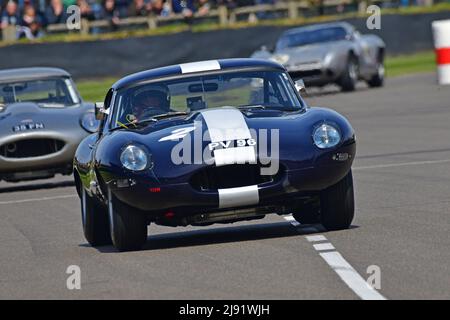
[0, 73, 449, 299]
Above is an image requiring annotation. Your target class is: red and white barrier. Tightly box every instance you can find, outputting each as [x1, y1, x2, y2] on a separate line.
[432, 19, 450, 85]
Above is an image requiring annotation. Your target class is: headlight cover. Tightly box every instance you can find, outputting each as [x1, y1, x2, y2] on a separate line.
[120, 145, 148, 171]
[80, 112, 99, 133]
[313, 124, 341, 149]
[270, 54, 290, 65]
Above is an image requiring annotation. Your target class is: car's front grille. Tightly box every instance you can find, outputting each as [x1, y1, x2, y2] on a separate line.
[189, 164, 284, 191]
[0, 139, 65, 158]
[288, 69, 322, 79]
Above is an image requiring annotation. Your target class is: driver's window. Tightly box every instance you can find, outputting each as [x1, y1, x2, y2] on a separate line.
[267, 82, 282, 104]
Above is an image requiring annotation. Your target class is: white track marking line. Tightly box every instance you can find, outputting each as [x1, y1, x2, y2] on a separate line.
[319, 251, 386, 300]
[282, 214, 386, 300]
[306, 235, 327, 242]
[313, 242, 335, 251]
[354, 159, 450, 171]
[0, 194, 76, 205]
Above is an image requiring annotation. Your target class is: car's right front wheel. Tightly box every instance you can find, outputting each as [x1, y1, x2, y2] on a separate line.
[107, 188, 148, 252]
[367, 60, 385, 88]
[319, 170, 355, 231]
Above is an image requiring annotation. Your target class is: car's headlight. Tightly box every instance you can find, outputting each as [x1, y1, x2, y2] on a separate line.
[270, 54, 289, 64]
[120, 145, 149, 171]
[313, 124, 341, 149]
[80, 112, 99, 133]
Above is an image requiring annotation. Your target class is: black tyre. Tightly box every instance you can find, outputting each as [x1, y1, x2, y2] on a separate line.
[292, 200, 320, 225]
[80, 187, 111, 246]
[320, 170, 355, 231]
[367, 60, 385, 88]
[107, 188, 147, 252]
[339, 56, 359, 92]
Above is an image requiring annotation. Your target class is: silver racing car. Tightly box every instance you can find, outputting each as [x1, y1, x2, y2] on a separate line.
[252, 22, 386, 91]
[0, 67, 98, 182]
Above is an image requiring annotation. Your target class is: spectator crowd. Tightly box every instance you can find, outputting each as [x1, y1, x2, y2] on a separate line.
[0, 0, 277, 39]
[0, 0, 436, 40]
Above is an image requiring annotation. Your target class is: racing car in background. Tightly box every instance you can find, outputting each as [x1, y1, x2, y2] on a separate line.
[0, 67, 98, 182]
[74, 59, 356, 252]
[251, 22, 386, 91]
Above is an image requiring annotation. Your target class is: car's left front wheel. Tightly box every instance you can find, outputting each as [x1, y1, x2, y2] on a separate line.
[81, 187, 112, 247]
[107, 188, 148, 252]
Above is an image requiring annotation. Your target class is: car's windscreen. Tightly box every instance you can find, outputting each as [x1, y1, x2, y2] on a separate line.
[0, 77, 80, 107]
[112, 70, 302, 128]
[276, 27, 348, 50]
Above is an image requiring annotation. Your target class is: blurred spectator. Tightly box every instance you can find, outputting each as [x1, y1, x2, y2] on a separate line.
[17, 4, 43, 38]
[1, 0, 20, 30]
[101, 0, 120, 30]
[197, 0, 209, 16]
[115, 0, 131, 17]
[62, 0, 76, 7]
[171, 0, 195, 18]
[150, 0, 171, 16]
[45, 0, 67, 25]
[78, 0, 95, 20]
[128, 0, 151, 16]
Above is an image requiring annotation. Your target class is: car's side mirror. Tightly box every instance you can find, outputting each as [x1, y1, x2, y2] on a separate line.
[95, 102, 106, 121]
[294, 79, 306, 94]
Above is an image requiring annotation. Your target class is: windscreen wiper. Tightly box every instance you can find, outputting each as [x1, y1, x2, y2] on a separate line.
[237, 105, 267, 110]
[149, 111, 189, 120]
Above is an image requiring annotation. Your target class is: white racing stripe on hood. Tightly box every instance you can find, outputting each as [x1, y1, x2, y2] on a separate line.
[200, 107, 251, 143]
[218, 185, 259, 209]
[200, 107, 256, 166]
[179, 60, 221, 74]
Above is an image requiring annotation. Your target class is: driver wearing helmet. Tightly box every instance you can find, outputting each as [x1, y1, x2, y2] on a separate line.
[129, 85, 171, 122]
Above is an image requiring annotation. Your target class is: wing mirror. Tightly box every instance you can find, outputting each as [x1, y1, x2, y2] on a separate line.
[95, 102, 106, 121]
[294, 79, 306, 94]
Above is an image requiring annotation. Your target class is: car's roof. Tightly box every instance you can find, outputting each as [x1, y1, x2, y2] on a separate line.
[0, 67, 71, 84]
[282, 21, 354, 36]
[112, 58, 285, 90]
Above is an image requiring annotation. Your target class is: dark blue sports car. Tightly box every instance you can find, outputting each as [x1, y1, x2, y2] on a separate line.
[74, 58, 356, 251]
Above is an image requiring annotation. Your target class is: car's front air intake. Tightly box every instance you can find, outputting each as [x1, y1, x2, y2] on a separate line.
[189, 164, 284, 191]
[0, 139, 65, 158]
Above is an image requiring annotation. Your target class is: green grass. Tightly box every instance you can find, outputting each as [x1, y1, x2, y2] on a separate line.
[76, 51, 437, 102]
[385, 51, 436, 77]
[76, 77, 116, 102]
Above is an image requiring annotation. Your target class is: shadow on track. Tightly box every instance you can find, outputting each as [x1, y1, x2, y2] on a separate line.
[84, 221, 358, 253]
[0, 180, 75, 194]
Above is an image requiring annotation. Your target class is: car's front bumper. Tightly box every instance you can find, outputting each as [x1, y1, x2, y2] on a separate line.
[0, 129, 89, 175]
[108, 142, 356, 217]
[285, 62, 343, 86]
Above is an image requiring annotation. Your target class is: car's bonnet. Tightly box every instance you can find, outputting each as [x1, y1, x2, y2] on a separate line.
[0, 102, 90, 136]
